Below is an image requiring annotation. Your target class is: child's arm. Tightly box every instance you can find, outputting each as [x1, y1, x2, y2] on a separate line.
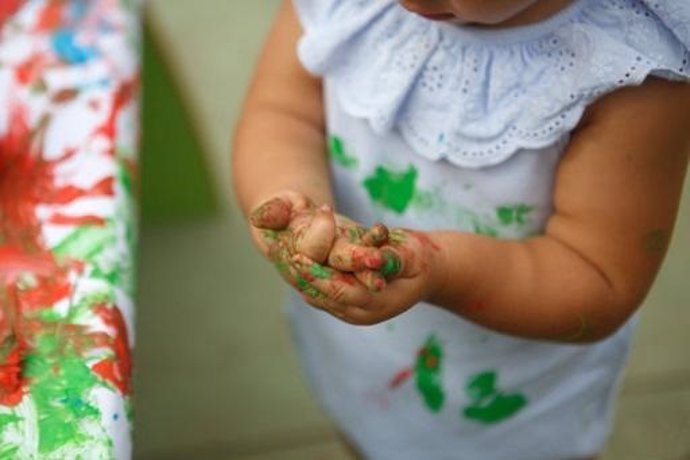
[232, 1, 387, 295]
[295, 78, 690, 343]
[232, 0, 331, 216]
[430, 78, 690, 342]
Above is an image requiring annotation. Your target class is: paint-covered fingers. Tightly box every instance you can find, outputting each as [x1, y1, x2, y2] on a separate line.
[327, 239, 385, 272]
[292, 254, 373, 306]
[360, 223, 389, 247]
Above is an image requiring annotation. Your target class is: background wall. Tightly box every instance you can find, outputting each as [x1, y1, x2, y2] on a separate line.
[136, 2, 690, 459]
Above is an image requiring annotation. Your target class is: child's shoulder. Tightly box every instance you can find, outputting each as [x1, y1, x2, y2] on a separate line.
[292, 0, 690, 167]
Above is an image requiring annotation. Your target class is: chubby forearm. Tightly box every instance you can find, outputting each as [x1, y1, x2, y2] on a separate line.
[231, 0, 331, 216]
[233, 103, 333, 216]
[425, 230, 630, 343]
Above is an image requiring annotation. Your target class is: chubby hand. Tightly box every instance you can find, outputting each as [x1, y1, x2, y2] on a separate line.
[249, 192, 392, 303]
[291, 228, 444, 325]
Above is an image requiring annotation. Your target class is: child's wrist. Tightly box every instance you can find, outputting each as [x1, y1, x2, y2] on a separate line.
[421, 232, 451, 304]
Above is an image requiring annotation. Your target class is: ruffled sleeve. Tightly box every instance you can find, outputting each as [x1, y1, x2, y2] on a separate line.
[293, 0, 690, 168]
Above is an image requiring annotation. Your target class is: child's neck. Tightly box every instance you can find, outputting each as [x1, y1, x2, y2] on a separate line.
[482, 0, 575, 29]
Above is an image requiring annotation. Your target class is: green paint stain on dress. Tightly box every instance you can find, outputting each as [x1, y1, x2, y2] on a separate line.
[415, 335, 445, 412]
[462, 371, 527, 424]
[23, 333, 103, 454]
[363, 165, 418, 214]
[496, 204, 534, 226]
[329, 136, 359, 169]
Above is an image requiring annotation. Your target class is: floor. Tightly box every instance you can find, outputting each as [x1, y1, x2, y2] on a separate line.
[135, 2, 690, 459]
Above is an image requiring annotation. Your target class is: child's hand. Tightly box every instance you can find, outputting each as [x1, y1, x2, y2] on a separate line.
[291, 229, 444, 325]
[249, 192, 391, 305]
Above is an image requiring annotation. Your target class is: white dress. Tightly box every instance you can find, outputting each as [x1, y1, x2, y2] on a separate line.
[288, 1, 690, 458]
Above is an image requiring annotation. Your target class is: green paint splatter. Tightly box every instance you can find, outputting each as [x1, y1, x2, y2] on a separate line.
[472, 221, 499, 238]
[462, 371, 527, 424]
[380, 251, 402, 278]
[496, 204, 534, 226]
[23, 334, 103, 454]
[328, 136, 358, 169]
[411, 189, 436, 211]
[296, 276, 322, 299]
[0, 444, 20, 459]
[363, 165, 418, 214]
[0, 414, 22, 432]
[53, 225, 116, 262]
[415, 335, 445, 413]
[309, 263, 332, 280]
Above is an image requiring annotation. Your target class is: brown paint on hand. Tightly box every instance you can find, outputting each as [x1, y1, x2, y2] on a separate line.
[361, 223, 389, 247]
[250, 197, 292, 230]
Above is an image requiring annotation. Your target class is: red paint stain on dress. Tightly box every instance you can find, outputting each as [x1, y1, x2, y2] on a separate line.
[91, 305, 132, 396]
[388, 367, 414, 390]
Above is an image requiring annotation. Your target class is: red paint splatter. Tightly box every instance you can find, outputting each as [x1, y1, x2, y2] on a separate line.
[48, 214, 107, 226]
[0, 94, 124, 407]
[0, 0, 23, 28]
[94, 79, 137, 156]
[47, 176, 115, 205]
[0, 340, 28, 407]
[15, 53, 50, 86]
[35, 0, 65, 32]
[91, 305, 132, 396]
[388, 367, 414, 390]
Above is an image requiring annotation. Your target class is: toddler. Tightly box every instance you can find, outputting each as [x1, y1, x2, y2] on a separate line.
[233, 0, 690, 458]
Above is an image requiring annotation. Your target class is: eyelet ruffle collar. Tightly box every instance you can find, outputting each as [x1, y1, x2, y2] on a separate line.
[294, 0, 690, 168]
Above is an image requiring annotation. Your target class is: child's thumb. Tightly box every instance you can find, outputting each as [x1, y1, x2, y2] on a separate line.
[249, 197, 293, 230]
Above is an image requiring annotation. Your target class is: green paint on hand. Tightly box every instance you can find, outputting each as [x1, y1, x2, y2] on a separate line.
[329, 136, 359, 169]
[380, 250, 402, 278]
[363, 165, 418, 214]
[496, 204, 534, 226]
[296, 276, 322, 299]
[309, 263, 332, 280]
[415, 335, 445, 413]
[462, 371, 527, 424]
